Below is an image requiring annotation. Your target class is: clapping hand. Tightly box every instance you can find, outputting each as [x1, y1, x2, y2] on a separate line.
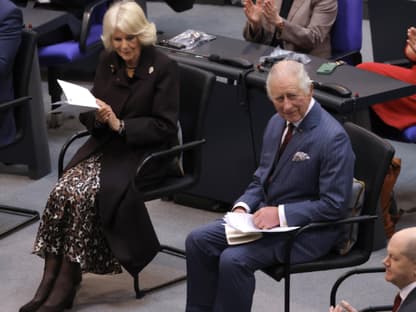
[262, 0, 282, 26]
[407, 27, 416, 53]
[243, 0, 264, 27]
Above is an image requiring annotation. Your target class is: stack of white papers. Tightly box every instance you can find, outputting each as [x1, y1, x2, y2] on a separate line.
[223, 212, 299, 233]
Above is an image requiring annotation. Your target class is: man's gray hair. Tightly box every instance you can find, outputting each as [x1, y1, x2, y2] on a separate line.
[265, 60, 313, 98]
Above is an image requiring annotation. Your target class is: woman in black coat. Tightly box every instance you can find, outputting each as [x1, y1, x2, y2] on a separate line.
[20, 2, 179, 311]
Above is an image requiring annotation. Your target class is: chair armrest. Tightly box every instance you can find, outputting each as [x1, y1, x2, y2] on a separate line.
[330, 267, 385, 306]
[0, 96, 31, 112]
[135, 139, 206, 177]
[58, 130, 90, 178]
[79, 0, 109, 52]
[283, 215, 378, 265]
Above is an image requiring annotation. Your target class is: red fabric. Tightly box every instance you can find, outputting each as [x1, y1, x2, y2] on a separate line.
[392, 293, 402, 312]
[357, 62, 416, 130]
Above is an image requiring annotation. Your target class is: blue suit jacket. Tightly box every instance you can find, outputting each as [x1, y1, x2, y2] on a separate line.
[0, 0, 22, 146]
[235, 101, 355, 262]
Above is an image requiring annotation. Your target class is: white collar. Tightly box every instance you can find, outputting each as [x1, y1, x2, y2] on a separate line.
[400, 281, 416, 302]
[291, 98, 315, 128]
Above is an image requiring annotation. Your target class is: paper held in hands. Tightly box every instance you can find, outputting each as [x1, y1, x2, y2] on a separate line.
[223, 212, 299, 245]
[55, 79, 99, 110]
[223, 212, 299, 233]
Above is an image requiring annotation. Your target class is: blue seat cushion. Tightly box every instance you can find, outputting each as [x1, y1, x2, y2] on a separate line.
[402, 125, 416, 143]
[38, 25, 103, 66]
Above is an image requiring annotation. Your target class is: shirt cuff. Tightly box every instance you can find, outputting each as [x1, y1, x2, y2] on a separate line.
[278, 204, 287, 227]
[232, 202, 251, 213]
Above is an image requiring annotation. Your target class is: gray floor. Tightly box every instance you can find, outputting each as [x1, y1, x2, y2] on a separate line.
[1, 2, 415, 312]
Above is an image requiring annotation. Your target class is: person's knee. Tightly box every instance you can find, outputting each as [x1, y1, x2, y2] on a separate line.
[219, 249, 248, 273]
[185, 228, 204, 252]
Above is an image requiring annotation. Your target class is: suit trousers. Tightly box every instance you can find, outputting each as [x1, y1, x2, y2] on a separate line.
[185, 219, 296, 312]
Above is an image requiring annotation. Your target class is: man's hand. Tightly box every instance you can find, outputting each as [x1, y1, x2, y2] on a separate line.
[233, 207, 247, 214]
[243, 0, 264, 27]
[329, 300, 358, 312]
[252, 206, 279, 229]
[262, 0, 282, 27]
[96, 99, 121, 131]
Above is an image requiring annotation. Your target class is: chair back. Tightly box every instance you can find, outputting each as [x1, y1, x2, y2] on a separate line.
[178, 63, 213, 176]
[331, 0, 362, 64]
[344, 122, 394, 255]
[13, 29, 36, 99]
[139, 63, 215, 200]
[79, 0, 110, 51]
[13, 28, 37, 137]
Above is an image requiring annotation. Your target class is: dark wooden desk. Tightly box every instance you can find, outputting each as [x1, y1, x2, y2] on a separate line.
[158, 34, 416, 206]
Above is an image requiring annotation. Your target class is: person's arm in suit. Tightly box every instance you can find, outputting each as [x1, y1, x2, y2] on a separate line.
[283, 127, 354, 227]
[0, 4, 22, 82]
[276, 0, 337, 53]
[244, 0, 337, 54]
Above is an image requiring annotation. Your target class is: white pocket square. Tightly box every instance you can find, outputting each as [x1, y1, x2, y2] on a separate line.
[292, 151, 310, 162]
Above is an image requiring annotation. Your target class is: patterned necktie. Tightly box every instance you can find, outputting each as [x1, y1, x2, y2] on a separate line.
[266, 123, 295, 185]
[392, 293, 402, 312]
[278, 123, 295, 158]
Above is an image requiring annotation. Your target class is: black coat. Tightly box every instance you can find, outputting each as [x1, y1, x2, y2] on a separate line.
[66, 46, 179, 276]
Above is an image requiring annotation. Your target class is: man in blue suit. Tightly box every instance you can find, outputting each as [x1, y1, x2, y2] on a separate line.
[185, 60, 355, 312]
[0, 0, 22, 147]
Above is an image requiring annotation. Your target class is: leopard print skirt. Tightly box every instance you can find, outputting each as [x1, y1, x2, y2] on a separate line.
[33, 154, 122, 275]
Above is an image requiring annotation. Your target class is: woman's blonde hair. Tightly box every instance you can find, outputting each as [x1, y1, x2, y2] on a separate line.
[101, 1, 157, 51]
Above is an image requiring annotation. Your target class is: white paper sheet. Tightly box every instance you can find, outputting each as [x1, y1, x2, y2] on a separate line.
[57, 79, 98, 109]
[223, 212, 299, 233]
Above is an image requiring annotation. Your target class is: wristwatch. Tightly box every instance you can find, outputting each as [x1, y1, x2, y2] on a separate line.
[118, 119, 125, 136]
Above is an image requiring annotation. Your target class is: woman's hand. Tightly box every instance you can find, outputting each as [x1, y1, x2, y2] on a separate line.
[244, 0, 264, 27]
[407, 27, 416, 53]
[95, 99, 121, 132]
[263, 0, 282, 27]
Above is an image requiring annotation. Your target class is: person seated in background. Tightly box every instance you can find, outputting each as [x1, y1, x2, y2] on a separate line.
[19, 1, 179, 311]
[330, 227, 416, 312]
[357, 27, 416, 143]
[185, 60, 355, 312]
[243, 0, 337, 58]
[0, 0, 22, 147]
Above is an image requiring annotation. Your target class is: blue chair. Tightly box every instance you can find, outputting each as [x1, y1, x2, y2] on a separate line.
[330, 0, 363, 65]
[38, 0, 111, 104]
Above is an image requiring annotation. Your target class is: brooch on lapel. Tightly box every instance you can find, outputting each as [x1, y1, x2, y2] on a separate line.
[292, 151, 310, 162]
[148, 66, 154, 74]
[110, 64, 115, 73]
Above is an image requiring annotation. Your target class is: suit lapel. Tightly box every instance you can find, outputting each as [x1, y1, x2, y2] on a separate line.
[272, 102, 322, 175]
[287, 0, 303, 20]
[263, 117, 286, 183]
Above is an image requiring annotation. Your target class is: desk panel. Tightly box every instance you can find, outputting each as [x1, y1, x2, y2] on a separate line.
[20, 7, 70, 36]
